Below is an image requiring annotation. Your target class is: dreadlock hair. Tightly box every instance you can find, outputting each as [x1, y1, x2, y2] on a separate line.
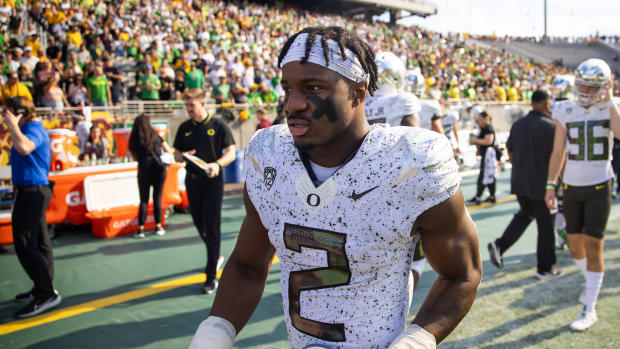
[277, 26, 378, 96]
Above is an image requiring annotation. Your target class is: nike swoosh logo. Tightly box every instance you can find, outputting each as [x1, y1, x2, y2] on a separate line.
[595, 185, 606, 190]
[351, 186, 379, 201]
[185, 132, 192, 137]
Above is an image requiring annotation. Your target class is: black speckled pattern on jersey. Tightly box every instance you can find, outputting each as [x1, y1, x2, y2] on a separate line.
[243, 124, 460, 348]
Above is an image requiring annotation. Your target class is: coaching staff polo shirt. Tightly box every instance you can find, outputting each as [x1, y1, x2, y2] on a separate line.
[11, 120, 50, 186]
[173, 115, 235, 176]
[506, 110, 555, 200]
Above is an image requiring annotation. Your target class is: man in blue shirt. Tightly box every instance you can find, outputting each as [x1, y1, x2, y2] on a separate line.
[3, 97, 61, 318]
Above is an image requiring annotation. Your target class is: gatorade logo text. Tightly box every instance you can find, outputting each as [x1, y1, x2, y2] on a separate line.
[66, 191, 85, 207]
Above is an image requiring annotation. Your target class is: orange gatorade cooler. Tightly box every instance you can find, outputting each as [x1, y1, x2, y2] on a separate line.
[113, 125, 132, 158]
[151, 121, 169, 142]
[48, 129, 79, 171]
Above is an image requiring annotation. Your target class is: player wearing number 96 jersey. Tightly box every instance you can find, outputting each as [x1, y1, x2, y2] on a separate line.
[546, 58, 620, 332]
[190, 26, 481, 349]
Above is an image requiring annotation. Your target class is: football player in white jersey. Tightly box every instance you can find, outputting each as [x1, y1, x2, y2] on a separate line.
[364, 51, 421, 127]
[419, 98, 445, 134]
[440, 98, 462, 154]
[546, 58, 620, 332]
[190, 26, 481, 349]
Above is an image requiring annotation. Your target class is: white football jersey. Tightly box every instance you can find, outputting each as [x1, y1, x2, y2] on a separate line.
[442, 108, 460, 136]
[244, 124, 460, 348]
[553, 100, 614, 186]
[365, 89, 421, 126]
[419, 99, 442, 131]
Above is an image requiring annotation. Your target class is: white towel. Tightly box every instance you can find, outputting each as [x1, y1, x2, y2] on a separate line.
[482, 147, 496, 185]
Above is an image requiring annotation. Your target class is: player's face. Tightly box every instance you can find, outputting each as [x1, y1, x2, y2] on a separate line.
[281, 61, 355, 149]
[576, 83, 599, 95]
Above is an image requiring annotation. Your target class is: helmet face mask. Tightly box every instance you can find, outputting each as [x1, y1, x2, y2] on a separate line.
[406, 70, 425, 96]
[375, 52, 406, 92]
[574, 58, 611, 107]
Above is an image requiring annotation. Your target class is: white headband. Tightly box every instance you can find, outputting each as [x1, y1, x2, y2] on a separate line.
[280, 33, 369, 84]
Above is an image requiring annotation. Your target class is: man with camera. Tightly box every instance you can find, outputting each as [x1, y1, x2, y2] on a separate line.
[3, 97, 61, 318]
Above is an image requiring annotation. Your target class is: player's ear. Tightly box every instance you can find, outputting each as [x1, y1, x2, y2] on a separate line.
[350, 81, 367, 108]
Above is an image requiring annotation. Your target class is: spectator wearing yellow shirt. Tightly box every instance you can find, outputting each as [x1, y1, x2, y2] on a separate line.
[1, 72, 33, 102]
[448, 81, 461, 99]
[48, 5, 67, 28]
[495, 84, 507, 102]
[507, 84, 520, 102]
[174, 50, 191, 73]
[66, 25, 83, 50]
[24, 33, 42, 58]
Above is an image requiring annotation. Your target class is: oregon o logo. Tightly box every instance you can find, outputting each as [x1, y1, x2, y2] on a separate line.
[306, 194, 321, 207]
[207, 129, 215, 136]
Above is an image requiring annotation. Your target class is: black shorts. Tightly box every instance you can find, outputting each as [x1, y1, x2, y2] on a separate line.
[563, 180, 612, 239]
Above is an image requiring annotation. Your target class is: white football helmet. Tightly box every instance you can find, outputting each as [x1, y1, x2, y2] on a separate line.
[407, 69, 425, 97]
[552, 74, 575, 100]
[574, 58, 611, 107]
[375, 51, 406, 91]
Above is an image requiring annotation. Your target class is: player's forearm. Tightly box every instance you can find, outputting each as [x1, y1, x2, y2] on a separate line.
[431, 119, 444, 134]
[210, 255, 271, 334]
[411, 274, 480, 343]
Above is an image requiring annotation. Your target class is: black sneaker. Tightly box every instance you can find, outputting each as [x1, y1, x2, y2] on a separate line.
[487, 241, 503, 269]
[201, 280, 219, 295]
[483, 196, 497, 204]
[133, 228, 145, 238]
[536, 269, 562, 280]
[155, 226, 166, 236]
[467, 197, 481, 205]
[15, 291, 62, 318]
[15, 289, 34, 302]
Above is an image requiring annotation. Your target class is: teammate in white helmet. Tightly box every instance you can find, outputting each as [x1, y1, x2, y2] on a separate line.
[546, 58, 620, 332]
[190, 26, 481, 349]
[364, 51, 421, 127]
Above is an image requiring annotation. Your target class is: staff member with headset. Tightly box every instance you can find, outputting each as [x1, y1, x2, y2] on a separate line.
[174, 89, 236, 294]
[3, 97, 61, 318]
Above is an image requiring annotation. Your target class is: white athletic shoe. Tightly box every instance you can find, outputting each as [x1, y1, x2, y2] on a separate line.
[570, 309, 597, 332]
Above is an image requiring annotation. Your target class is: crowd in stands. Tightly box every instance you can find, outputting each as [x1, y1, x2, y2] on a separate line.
[0, 0, 616, 111]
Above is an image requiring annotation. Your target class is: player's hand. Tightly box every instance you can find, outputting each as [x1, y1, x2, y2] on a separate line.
[2, 108, 22, 129]
[545, 188, 557, 211]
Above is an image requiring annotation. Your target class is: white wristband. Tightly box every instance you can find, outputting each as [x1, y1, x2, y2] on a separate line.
[388, 324, 436, 349]
[189, 316, 236, 349]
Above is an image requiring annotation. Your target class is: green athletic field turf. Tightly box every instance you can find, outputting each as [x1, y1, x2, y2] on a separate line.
[1, 171, 619, 348]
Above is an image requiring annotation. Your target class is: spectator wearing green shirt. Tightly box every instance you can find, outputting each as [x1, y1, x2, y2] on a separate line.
[185, 64, 205, 90]
[86, 61, 112, 107]
[212, 75, 233, 105]
[248, 84, 263, 105]
[138, 65, 161, 101]
[260, 82, 278, 104]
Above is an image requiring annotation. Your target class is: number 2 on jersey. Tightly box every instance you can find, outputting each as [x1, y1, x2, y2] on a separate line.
[566, 120, 610, 161]
[283, 223, 351, 342]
